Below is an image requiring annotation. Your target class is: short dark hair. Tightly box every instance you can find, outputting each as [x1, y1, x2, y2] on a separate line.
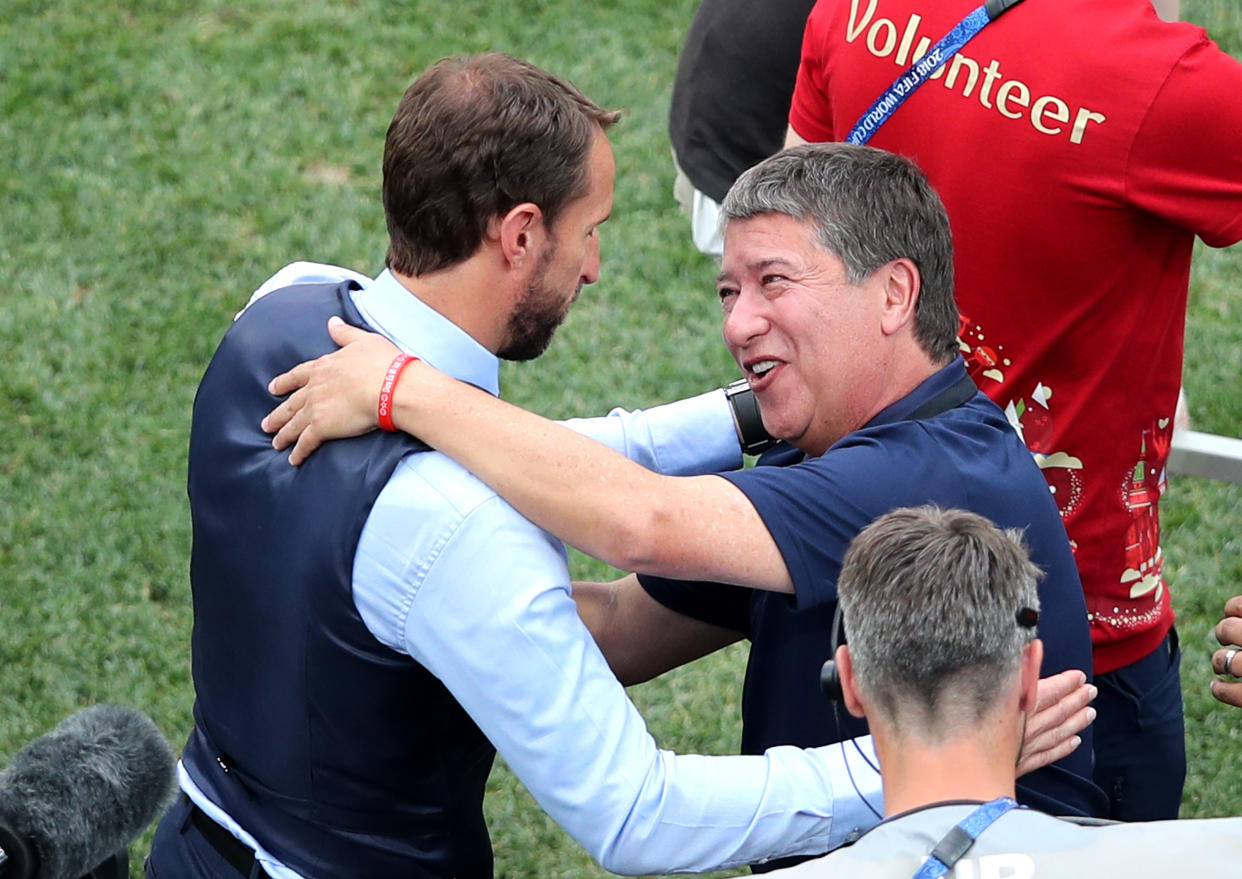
[838, 506, 1040, 739]
[382, 53, 620, 276]
[721, 143, 959, 364]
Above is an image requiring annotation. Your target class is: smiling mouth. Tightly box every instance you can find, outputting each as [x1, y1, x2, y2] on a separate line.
[743, 359, 781, 389]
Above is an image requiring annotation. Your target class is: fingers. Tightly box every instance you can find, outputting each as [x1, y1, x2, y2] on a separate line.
[1028, 679, 1096, 741]
[262, 388, 304, 438]
[327, 314, 370, 345]
[1017, 713, 1087, 778]
[269, 361, 313, 398]
[1211, 679, 1242, 709]
[1033, 668, 1086, 710]
[1213, 645, 1242, 677]
[1019, 685, 1096, 777]
[1019, 671, 1096, 776]
[287, 425, 325, 467]
[1216, 599, 1242, 647]
[272, 402, 310, 455]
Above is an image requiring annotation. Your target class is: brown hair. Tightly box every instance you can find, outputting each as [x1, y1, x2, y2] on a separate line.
[382, 53, 620, 276]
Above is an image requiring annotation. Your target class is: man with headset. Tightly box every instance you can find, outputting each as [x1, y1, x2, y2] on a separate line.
[262, 142, 1106, 833]
[759, 505, 1242, 877]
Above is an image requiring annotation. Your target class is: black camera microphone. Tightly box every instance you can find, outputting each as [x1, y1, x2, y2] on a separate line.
[0, 704, 177, 879]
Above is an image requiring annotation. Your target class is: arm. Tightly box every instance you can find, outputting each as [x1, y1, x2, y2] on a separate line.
[361, 466, 874, 871]
[265, 319, 795, 592]
[1212, 595, 1242, 708]
[560, 389, 743, 477]
[784, 125, 808, 148]
[573, 574, 743, 685]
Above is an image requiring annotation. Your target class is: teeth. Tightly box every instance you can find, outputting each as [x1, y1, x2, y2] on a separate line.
[751, 360, 778, 376]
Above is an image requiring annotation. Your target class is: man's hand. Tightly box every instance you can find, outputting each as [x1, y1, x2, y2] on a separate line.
[1017, 670, 1097, 777]
[1211, 595, 1242, 709]
[262, 317, 401, 465]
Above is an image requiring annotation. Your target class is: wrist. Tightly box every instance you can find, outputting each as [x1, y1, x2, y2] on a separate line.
[378, 353, 419, 431]
[723, 379, 777, 455]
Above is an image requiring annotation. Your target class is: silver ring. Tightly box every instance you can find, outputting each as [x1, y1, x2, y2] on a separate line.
[1225, 647, 1241, 678]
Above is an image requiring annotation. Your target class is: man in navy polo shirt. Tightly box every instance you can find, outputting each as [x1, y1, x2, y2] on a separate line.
[264, 144, 1106, 841]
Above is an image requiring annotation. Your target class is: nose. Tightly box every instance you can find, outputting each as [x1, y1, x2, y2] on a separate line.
[581, 234, 601, 286]
[722, 288, 769, 349]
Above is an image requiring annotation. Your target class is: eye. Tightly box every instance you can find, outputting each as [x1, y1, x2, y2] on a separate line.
[761, 273, 787, 286]
[717, 287, 738, 311]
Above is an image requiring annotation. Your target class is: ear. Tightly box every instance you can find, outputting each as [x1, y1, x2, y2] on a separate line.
[494, 202, 548, 270]
[877, 257, 920, 338]
[837, 645, 868, 720]
[1017, 639, 1044, 714]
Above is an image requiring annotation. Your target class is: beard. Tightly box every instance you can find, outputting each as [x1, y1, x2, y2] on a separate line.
[497, 245, 578, 362]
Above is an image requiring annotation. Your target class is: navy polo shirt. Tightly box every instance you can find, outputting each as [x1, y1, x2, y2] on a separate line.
[641, 358, 1106, 819]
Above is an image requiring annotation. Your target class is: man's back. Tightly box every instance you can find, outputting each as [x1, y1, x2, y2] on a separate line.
[765, 805, 1242, 877]
[184, 281, 495, 878]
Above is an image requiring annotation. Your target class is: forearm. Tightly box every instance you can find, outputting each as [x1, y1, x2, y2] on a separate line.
[392, 362, 790, 588]
[573, 576, 743, 685]
[394, 363, 672, 570]
[406, 523, 874, 873]
[560, 389, 742, 476]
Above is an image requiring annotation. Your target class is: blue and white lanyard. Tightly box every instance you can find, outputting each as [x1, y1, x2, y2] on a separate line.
[846, 0, 1026, 145]
[910, 797, 1020, 879]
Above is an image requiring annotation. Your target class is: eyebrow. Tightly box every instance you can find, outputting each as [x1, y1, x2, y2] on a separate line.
[716, 257, 796, 286]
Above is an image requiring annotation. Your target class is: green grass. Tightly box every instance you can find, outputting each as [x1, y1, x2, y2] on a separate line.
[0, 1, 1239, 876]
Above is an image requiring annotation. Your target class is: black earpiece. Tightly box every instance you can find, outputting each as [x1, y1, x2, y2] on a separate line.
[820, 659, 843, 701]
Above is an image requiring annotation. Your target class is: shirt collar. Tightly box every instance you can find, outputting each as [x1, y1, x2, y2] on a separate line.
[863, 357, 970, 430]
[350, 269, 500, 397]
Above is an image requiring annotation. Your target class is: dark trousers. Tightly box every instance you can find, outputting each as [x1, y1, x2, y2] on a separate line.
[146, 794, 267, 879]
[1092, 628, 1186, 820]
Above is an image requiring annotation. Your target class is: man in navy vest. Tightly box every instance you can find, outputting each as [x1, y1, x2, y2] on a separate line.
[145, 54, 1060, 879]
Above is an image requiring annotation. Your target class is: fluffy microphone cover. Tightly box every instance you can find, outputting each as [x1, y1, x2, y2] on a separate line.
[0, 704, 177, 879]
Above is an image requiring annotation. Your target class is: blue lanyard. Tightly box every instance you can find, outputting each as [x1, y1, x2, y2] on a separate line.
[910, 797, 1019, 879]
[846, 0, 1025, 145]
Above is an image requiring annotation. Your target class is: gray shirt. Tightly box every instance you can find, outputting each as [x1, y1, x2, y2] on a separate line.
[765, 802, 1242, 878]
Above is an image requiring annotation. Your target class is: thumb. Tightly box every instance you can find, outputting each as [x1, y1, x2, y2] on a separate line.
[327, 315, 371, 347]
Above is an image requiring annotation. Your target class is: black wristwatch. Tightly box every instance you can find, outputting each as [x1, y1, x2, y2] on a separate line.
[723, 379, 777, 456]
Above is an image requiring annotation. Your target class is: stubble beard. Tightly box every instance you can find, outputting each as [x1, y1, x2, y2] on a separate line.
[498, 245, 578, 362]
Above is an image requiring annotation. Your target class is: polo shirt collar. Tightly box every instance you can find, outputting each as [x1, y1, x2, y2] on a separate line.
[863, 357, 970, 430]
[350, 269, 500, 397]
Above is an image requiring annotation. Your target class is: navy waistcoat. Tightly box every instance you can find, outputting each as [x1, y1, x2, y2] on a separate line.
[183, 281, 495, 878]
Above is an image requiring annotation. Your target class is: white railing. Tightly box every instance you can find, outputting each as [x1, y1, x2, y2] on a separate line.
[1169, 430, 1242, 485]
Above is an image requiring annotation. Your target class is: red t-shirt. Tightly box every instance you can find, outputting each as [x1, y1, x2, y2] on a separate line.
[790, 0, 1242, 672]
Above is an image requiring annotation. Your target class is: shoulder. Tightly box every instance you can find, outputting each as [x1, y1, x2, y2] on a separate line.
[370, 450, 564, 562]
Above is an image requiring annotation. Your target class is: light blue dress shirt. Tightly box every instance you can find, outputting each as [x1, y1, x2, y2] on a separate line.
[184, 264, 882, 878]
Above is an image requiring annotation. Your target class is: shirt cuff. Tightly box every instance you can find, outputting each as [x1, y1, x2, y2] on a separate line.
[561, 389, 743, 476]
[821, 735, 883, 850]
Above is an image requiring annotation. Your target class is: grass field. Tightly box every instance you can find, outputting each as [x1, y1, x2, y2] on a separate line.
[1, 1, 1239, 876]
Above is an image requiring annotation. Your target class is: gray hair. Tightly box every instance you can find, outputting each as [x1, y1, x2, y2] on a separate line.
[837, 506, 1041, 740]
[721, 143, 958, 364]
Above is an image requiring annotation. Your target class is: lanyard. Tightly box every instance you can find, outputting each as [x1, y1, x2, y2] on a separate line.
[911, 798, 1019, 879]
[846, 0, 1026, 145]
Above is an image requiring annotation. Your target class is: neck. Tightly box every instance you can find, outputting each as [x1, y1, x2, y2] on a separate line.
[390, 258, 511, 354]
[800, 348, 947, 457]
[873, 716, 1020, 816]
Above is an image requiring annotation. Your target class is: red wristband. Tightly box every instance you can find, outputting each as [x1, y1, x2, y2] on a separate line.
[378, 353, 418, 432]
